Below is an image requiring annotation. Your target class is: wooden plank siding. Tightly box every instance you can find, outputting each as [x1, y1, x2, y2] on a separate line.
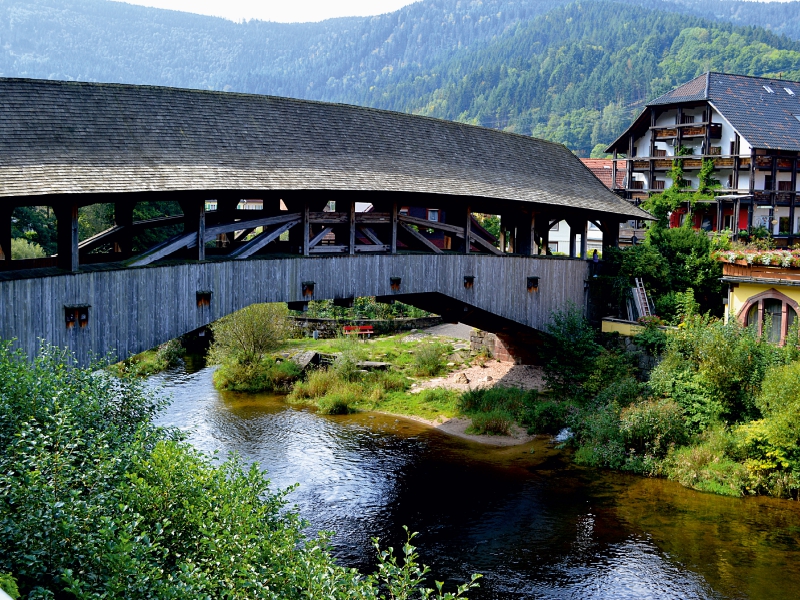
[0, 255, 589, 366]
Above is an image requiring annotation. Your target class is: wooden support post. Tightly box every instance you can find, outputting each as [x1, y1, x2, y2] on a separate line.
[464, 205, 472, 254]
[302, 200, 310, 256]
[114, 201, 134, 256]
[349, 200, 355, 255]
[197, 201, 206, 261]
[529, 212, 537, 256]
[391, 202, 398, 255]
[611, 150, 618, 192]
[499, 217, 506, 253]
[580, 220, 588, 259]
[55, 202, 79, 271]
[568, 221, 577, 258]
[0, 206, 12, 261]
[601, 220, 619, 253]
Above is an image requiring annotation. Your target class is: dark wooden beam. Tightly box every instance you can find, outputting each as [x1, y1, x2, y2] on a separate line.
[0, 206, 12, 261]
[349, 201, 356, 255]
[55, 202, 79, 271]
[358, 226, 383, 246]
[302, 201, 310, 256]
[398, 222, 443, 254]
[229, 219, 300, 260]
[470, 232, 502, 256]
[309, 227, 334, 248]
[391, 202, 398, 255]
[465, 205, 472, 254]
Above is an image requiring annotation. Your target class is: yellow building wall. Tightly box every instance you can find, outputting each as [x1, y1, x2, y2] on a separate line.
[728, 282, 800, 322]
[601, 319, 643, 336]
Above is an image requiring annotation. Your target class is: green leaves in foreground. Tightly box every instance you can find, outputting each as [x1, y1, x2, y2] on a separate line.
[0, 342, 479, 598]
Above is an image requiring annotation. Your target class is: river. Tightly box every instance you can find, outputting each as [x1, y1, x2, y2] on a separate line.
[151, 361, 800, 599]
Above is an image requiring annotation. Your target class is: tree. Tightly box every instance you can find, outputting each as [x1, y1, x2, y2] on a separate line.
[209, 303, 290, 365]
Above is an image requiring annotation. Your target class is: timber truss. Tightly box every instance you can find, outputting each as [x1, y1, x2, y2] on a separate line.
[1, 194, 624, 273]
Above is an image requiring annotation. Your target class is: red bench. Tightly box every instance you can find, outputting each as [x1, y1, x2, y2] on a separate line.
[343, 325, 374, 339]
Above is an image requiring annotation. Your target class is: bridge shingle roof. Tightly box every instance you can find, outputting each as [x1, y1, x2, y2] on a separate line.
[0, 78, 649, 220]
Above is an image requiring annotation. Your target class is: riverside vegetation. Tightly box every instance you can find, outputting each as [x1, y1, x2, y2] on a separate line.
[0, 342, 481, 598]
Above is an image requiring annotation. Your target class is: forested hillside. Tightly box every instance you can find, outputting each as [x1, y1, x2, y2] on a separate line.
[359, 2, 800, 155]
[2, 0, 800, 154]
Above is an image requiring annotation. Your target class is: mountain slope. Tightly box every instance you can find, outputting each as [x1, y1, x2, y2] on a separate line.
[1, 0, 800, 155]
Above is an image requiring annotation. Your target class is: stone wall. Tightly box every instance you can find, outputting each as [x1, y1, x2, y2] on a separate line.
[290, 316, 443, 338]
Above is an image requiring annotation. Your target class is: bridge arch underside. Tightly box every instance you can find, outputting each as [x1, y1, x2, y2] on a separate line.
[0, 254, 589, 366]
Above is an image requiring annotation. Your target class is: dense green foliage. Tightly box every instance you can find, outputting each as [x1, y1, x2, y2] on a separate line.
[299, 298, 432, 321]
[3, 0, 800, 156]
[535, 304, 800, 499]
[0, 343, 480, 598]
[210, 303, 299, 391]
[115, 338, 186, 377]
[598, 225, 723, 322]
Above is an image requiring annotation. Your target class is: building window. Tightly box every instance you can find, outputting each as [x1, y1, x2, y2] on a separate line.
[427, 209, 439, 222]
[740, 290, 800, 345]
[681, 114, 696, 124]
[550, 221, 560, 232]
[779, 181, 793, 191]
[548, 242, 559, 253]
[399, 207, 409, 216]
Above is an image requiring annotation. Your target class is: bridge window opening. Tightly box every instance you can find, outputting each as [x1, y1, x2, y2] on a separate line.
[427, 209, 439, 222]
[279, 199, 288, 211]
[302, 281, 315, 297]
[527, 276, 539, 292]
[464, 275, 475, 289]
[238, 199, 263, 210]
[196, 291, 212, 307]
[390, 276, 402, 291]
[64, 305, 90, 329]
[325, 201, 336, 212]
[398, 207, 409, 216]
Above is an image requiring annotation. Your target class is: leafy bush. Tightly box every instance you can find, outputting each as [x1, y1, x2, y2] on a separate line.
[648, 316, 778, 428]
[540, 305, 602, 400]
[10, 238, 46, 260]
[0, 343, 479, 598]
[619, 398, 687, 458]
[0, 574, 20, 599]
[664, 427, 748, 497]
[413, 343, 446, 377]
[524, 398, 569, 435]
[213, 357, 301, 392]
[209, 302, 290, 365]
[570, 402, 626, 469]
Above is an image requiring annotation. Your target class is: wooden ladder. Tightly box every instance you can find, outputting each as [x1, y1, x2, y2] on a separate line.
[634, 277, 652, 318]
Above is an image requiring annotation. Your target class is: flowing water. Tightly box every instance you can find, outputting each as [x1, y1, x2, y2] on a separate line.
[152, 362, 800, 599]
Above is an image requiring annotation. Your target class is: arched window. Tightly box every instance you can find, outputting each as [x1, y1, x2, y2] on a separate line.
[738, 289, 800, 345]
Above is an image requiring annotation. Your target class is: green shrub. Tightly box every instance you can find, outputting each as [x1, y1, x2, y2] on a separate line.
[540, 305, 602, 401]
[583, 350, 636, 397]
[524, 399, 569, 434]
[0, 342, 479, 598]
[10, 238, 46, 260]
[619, 398, 687, 458]
[209, 302, 290, 365]
[648, 317, 777, 428]
[155, 337, 184, 367]
[413, 343, 446, 377]
[665, 427, 748, 497]
[0, 574, 20, 599]
[570, 402, 626, 469]
[213, 357, 301, 392]
[467, 409, 514, 436]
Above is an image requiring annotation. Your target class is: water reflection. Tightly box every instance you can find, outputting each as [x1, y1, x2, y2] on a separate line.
[152, 365, 800, 599]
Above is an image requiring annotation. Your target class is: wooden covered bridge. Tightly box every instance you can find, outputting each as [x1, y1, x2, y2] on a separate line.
[0, 78, 650, 365]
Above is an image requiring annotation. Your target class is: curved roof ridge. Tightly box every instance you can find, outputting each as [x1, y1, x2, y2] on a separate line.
[0, 77, 650, 221]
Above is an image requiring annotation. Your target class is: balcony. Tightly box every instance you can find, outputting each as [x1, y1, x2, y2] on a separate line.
[652, 123, 722, 140]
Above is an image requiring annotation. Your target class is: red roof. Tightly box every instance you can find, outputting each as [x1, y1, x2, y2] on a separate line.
[581, 159, 623, 190]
